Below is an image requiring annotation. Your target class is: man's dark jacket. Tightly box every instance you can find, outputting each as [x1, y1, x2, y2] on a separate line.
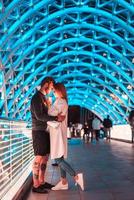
[30, 91, 57, 131]
[103, 118, 112, 128]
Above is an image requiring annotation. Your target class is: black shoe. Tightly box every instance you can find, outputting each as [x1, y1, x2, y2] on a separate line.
[32, 186, 48, 193]
[40, 182, 55, 189]
[52, 163, 58, 167]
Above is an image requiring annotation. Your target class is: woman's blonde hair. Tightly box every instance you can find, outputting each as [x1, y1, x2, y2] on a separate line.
[54, 83, 68, 102]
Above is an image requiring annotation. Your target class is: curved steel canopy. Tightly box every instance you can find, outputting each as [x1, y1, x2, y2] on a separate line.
[0, 0, 134, 124]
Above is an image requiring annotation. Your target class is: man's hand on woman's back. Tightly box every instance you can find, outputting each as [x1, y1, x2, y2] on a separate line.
[57, 113, 65, 122]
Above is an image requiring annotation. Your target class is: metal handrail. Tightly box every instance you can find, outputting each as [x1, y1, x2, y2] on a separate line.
[0, 118, 34, 200]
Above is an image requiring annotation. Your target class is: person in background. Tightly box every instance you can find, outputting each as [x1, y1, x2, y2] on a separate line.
[87, 117, 93, 141]
[103, 115, 113, 140]
[72, 124, 75, 137]
[30, 77, 64, 194]
[92, 116, 101, 141]
[47, 83, 84, 191]
[128, 110, 134, 143]
[83, 122, 89, 140]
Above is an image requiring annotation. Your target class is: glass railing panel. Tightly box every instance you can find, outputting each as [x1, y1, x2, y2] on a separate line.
[0, 118, 33, 200]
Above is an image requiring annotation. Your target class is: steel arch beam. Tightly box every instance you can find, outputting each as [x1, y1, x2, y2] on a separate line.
[19, 81, 126, 123]
[49, 62, 133, 101]
[67, 90, 121, 121]
[0, 0, 54, 47]
[0, 0, 22, 22]
[55, 71, 131, 108]
[13, 38, 133, 84]
[5, 23, 133, 69]
[66, 82, 126, 117]
[6, 38, 133, 101]
[6, 47, 133, 111]
[11, 69, 130, 121]
[0, 0, 133, 124]
[1, 5, 134, 47]
[8, 59, 132, 112]
[6, 19, 133, 58]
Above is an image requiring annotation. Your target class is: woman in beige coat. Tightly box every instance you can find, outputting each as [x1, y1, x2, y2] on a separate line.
[47, 83, 84, 191]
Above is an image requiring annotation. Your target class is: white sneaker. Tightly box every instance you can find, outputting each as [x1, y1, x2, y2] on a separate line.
[75, 173, 84, 191]
[51, 181, 68, 190]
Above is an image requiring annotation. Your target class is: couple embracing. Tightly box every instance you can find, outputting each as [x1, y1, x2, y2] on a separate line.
[30, 77, 84, 194]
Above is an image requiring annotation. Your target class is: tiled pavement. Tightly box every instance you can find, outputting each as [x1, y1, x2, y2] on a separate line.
[26, 138, 134, 200]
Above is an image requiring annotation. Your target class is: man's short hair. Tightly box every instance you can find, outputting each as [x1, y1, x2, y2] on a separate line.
[41, 77, 55, 88]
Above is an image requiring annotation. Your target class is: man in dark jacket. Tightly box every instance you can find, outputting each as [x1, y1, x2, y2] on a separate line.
[103, 115, 112, 140]
[31, 77, 64, 193]
[128, 110, 134, 143]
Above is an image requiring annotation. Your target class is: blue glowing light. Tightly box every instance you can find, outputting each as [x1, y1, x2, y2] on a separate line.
[0, 0, 133, 124]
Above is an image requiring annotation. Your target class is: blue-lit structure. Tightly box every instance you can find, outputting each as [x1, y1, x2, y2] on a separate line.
[0, 0, 134, 124]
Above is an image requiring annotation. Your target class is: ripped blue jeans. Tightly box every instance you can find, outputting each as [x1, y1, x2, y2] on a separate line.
[55, 156, 76, 178]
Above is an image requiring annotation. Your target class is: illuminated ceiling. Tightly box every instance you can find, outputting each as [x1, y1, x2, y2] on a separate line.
[0, 0, 134, 124]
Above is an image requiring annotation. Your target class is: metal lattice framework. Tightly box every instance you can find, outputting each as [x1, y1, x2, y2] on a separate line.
[0, 0, 134, 124]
